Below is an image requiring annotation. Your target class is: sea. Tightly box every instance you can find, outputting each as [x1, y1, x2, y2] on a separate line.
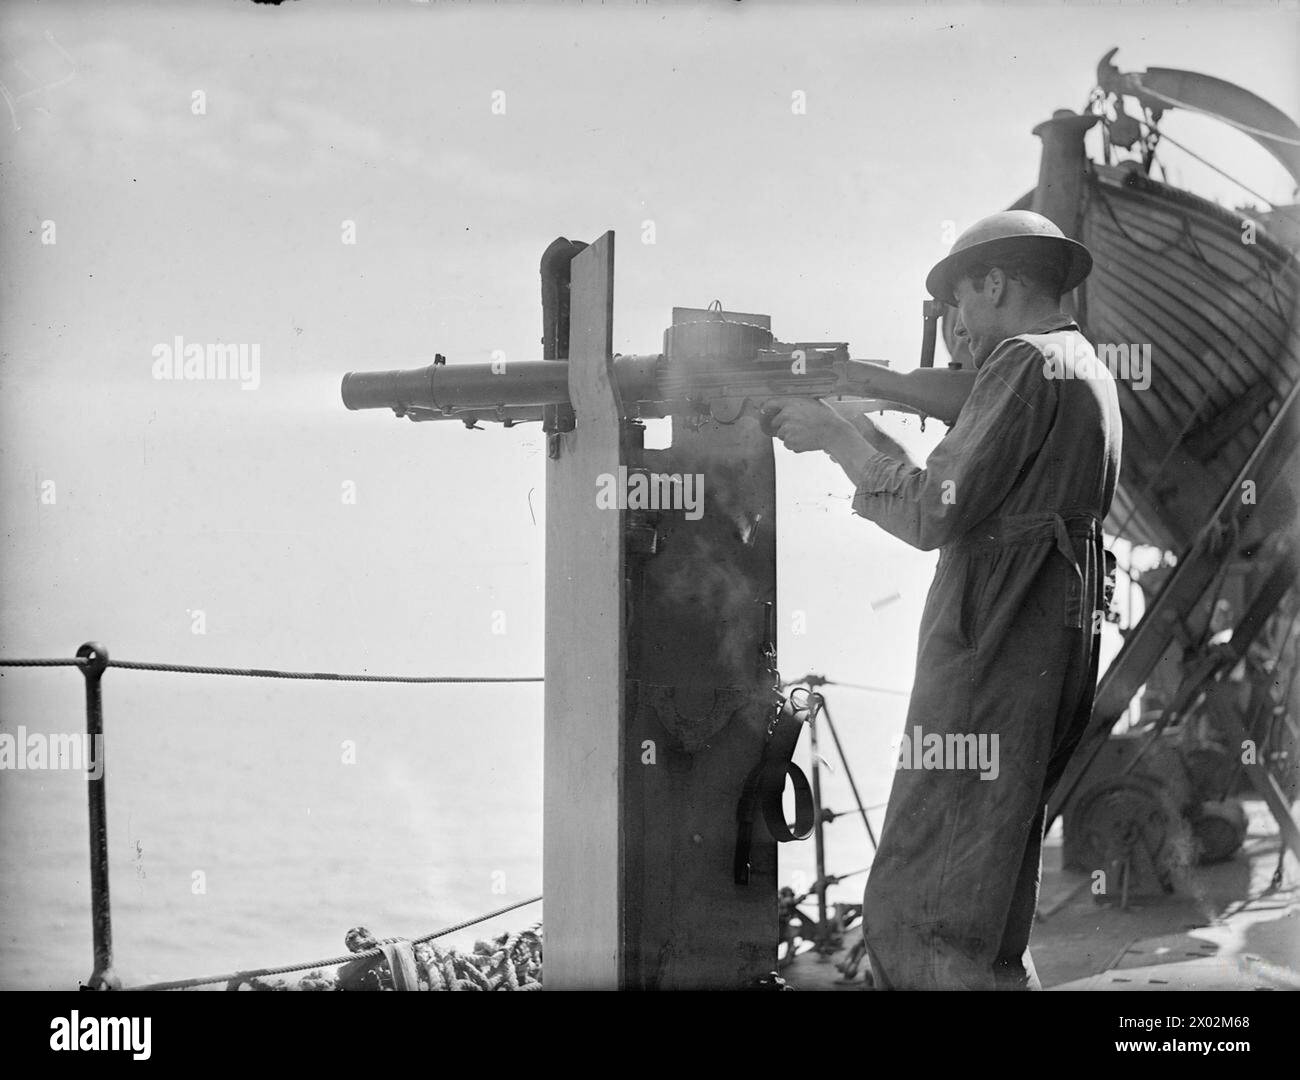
[0, 665, 903, 989]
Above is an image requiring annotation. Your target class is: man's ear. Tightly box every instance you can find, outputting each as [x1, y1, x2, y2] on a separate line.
[986, 267, 1007, 305]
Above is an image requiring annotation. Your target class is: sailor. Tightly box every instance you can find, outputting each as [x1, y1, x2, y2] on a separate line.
[764, 210, 1122, 990]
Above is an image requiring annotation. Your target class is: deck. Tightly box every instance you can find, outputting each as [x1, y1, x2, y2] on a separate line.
[782, 797, 1300, 991]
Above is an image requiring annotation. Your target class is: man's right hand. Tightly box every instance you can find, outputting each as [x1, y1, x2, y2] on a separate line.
[824, 399, 881, 440]
[823, 403, 924, 471]
[761, 398, 860, 454]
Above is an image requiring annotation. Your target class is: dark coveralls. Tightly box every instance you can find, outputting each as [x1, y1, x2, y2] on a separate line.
[850, 316, 1122, 990]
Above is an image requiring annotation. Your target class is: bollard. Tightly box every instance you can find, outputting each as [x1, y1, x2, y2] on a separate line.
[78, 642, 119, 990]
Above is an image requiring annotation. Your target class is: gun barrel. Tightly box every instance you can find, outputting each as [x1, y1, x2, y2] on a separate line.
[341, 366, 435, 411]
[341, 361, 573, 414]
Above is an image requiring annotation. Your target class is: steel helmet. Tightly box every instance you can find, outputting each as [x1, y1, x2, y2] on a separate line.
[925, 210, 1093, 306]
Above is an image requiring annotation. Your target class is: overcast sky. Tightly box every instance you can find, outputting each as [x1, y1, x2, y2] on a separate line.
[1, 0, 1296, 695]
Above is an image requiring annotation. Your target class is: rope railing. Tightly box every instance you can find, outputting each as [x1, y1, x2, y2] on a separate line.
[5, 647, 884, 988]
[0, 643, 545, 990]
[0, 655, 543, 684]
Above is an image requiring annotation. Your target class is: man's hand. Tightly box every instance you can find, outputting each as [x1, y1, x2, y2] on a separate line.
[761, 398, 859, 455]
[820, 402, 925, 470]
[824, 399, 883, 441]
[764, 397, 926, 487]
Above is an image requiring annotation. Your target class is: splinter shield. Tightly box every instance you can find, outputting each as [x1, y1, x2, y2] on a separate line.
[543, 232, 625, 990]
[544, 243, 779, 989]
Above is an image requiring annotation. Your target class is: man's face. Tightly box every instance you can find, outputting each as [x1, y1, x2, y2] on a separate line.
[951, 274, 1000, 368]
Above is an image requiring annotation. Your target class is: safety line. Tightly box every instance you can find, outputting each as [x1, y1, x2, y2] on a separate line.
[0, 656, 542, 684]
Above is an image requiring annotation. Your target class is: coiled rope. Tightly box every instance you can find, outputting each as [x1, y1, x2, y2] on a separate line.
[126, 894, 544, 991]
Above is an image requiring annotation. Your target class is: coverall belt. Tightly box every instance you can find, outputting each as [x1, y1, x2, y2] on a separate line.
[957, 507, 1101, 547]
[958, 508, 1101, 630]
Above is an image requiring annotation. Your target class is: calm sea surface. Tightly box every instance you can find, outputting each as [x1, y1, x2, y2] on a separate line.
[1, 669, 901, 989]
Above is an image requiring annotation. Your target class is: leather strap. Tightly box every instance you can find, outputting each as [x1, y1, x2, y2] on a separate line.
[734, 699, 815, 885]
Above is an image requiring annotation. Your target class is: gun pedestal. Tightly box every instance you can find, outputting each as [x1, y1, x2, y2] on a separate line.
[531, 233, 783, 987]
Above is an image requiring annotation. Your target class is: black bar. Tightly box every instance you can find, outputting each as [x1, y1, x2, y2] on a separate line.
[919, 299, 942, 368]
[78, 642, 119, 991]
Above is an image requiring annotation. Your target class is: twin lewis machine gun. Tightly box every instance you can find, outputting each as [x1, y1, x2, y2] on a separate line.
[340, 234, 974, 989]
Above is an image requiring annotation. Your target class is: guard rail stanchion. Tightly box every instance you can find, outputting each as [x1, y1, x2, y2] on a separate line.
[77, 641, 119, 990]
